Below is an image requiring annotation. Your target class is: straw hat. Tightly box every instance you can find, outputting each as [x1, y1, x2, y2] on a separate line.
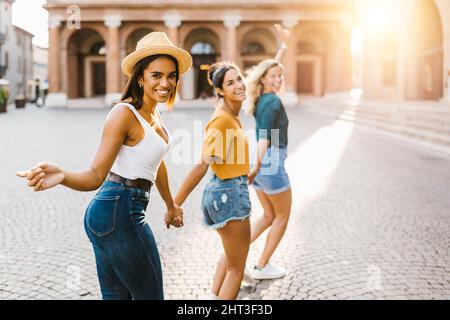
[121, 32, 192, 77]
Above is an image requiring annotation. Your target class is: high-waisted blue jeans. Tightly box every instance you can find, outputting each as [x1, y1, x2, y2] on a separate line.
[84, 180, 163, 300]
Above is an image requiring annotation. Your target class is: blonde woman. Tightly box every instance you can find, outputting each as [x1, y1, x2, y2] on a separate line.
[244, 27, 292, 280]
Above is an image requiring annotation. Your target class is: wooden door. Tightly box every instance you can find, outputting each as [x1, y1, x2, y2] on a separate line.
[297, 62, 314, 94]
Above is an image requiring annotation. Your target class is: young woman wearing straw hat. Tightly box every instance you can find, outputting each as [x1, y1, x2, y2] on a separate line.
[16, 32, 192, 300]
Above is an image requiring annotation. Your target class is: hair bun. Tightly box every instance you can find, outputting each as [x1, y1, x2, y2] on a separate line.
[207, 62, 224, 87]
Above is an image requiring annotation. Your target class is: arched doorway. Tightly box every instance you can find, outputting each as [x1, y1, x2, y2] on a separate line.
[67, 29, 106, 99]
[407, 0, 444, 100]
[241, 28, 276, 70]
[183, 28, 221, 99]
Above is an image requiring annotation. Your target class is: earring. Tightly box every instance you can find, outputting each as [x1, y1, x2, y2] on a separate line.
[139, 83, 143, 88]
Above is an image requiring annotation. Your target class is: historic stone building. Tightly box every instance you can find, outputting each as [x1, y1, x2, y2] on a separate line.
[360, 0, 450, 102]
[1, 0, 34, 101]
[44, 0, 355, 107]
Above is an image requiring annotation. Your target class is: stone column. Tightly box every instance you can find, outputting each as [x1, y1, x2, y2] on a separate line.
[164, 12, 181, 46]
[46, 17, 67, 108]
[339, 16, 354, 92]
[439, 2, 450, 104]
[104, 15, 122, 106]
[396, 21, 409, 101]
[281, 15, 299, 106]
[164, 12, 184, 100]
[445, 42, 450, 104]
[223, 14, 240, 63]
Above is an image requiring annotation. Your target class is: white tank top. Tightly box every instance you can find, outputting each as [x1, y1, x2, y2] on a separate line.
[108, 102, 171, 182]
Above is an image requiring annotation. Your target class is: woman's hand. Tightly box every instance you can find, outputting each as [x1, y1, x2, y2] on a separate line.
[164, 203, 184, 229]
[274, 23, 290, 45]
[16, 162, 64, 192]
[248, 166, 260, 185]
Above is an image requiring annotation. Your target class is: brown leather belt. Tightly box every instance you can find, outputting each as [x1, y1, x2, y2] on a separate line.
[107, 172, 153, 193]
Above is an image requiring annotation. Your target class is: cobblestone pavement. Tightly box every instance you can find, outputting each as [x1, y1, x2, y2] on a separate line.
[0, 103, 449, 300]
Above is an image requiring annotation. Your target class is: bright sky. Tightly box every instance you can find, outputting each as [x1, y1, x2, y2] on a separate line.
[12, 0, 49, 48]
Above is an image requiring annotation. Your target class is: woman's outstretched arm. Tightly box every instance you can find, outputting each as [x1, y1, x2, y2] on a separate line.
[16, 106, 132, 192]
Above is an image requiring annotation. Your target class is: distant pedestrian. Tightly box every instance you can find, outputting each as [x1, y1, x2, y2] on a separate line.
[34, 79, 41, 107]
[42, 79, 49, 106]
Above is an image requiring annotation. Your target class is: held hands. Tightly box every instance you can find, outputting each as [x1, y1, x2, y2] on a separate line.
[248, 167, 259, 185]
[164, 203, 184, 229]
[248, 163, 261, 185]
[16, 162, 64, 192]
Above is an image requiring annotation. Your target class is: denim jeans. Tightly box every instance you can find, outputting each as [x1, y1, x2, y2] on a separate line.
[84, 180, 163, 300]
[201, 174, 251, 229]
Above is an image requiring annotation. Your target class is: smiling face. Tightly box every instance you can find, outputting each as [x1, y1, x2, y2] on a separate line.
[216, 68, 247, 103]
[261, 65, 283, 94]
[139, 56, 178, 104]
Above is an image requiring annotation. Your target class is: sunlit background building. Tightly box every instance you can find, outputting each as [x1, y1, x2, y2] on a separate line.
[43, 0, 355, 107]
[356, 0, 449, 102]
[1, 0, 450, 107]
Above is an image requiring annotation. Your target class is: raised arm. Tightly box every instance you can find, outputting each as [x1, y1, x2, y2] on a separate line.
[17, 105, 132, 192]
[274, 24, 291, 63]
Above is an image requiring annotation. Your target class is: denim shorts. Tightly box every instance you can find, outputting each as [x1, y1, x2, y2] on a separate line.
[252, 147, 291, 195]
[201, 174, 251, 229]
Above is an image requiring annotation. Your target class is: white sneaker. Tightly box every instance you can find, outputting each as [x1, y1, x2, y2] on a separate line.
[251, 263, 286, 280]
[204, 293, 218, 300]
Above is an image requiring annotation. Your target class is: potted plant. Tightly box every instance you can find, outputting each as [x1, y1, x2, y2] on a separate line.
[15, 94, 27, 109]
[0, 84, 9, 113]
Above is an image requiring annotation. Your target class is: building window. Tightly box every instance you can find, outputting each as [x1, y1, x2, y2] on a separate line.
[190, 42, 215, 55]
[242, 42, 265, 55]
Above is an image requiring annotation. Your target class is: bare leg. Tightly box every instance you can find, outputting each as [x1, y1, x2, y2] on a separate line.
[257, 188, 292, 268]
[250, 190, 276, 243]
[215, 219, 250, 300]
[212, 190, 275, 294]
[211, 254, 227, 295]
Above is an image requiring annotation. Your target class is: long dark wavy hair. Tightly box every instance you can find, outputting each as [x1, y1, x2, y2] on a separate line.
[120, 54, 180, 109]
